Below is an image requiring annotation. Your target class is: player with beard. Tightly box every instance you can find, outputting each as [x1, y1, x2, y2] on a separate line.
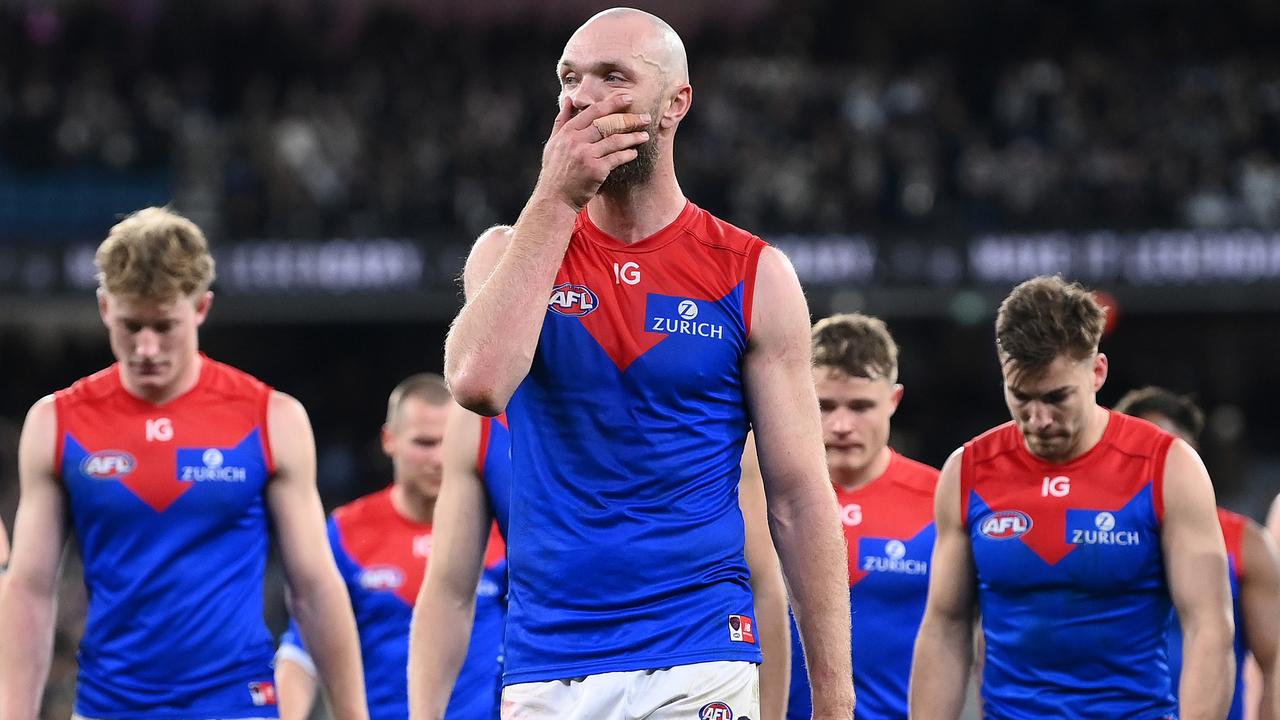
[911, 275, 1234, 719]
[275, 374, 507, 720]
[1115, 387, 1280, 720]
[444, 7, 852, 719]
[787, 314, 938, 720]
[0, 207, 366, 720]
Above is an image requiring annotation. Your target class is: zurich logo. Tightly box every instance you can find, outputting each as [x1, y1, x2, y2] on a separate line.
[81, 450, 136, 479]
[547, 282, 599, 317]
[202, 448, 224, 468]
[677, 299, 699, 320]
[978, 510, 1033, 540]
[885, 540, 907, 560]
[1095, 511, 1116, 531]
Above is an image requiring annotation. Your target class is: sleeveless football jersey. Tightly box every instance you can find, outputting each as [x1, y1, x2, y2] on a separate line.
[57, 356, 280, 719]
[1167, 508, 1247, 720]
[503, 201, 767, 684]
[787, 451, 938, 720]
[278, 487, 507, 720]
[477, 414, 512, 539]
[963, 411, 1177, 719]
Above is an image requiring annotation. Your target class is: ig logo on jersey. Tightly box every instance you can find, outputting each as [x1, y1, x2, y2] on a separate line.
[978, 510, 1033, 540]
[699, 702, 734, 720]
[547, 282, 599, 317]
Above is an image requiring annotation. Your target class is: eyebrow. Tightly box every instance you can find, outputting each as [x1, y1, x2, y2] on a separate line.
[558, 59, 632, 77]
[1011, 385, 1074, 399]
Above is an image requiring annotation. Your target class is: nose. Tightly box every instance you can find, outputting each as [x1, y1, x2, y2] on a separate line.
[828, 408, 856, 435]
[567, 75, 611, 111]
[1025, 402, 1055, 431]
[134, 328, 161, 358]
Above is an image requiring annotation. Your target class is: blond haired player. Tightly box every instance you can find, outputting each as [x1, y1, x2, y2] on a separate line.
[0, 207, 367, 720]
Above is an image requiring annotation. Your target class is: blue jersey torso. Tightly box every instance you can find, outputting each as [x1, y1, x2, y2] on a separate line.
[503, 202, 767, 684]
[787, 452, 938, 720]
[58, 359, 280, 719]
[964, 414, 1177, 719]
[279, 488, 506, 719]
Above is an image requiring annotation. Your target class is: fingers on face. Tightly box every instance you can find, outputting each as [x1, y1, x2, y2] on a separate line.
[591, 113, 649, 140]
[593, 130, 650, 158]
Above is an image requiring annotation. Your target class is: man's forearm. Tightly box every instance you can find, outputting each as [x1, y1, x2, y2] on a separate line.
[770, 491, 852, 717]
[275, 659, 319, 720]
[445, 194, 578, 414]
[0, 585, 56, 720]
[753, 577, 790, 720]
[908, 616, 972, 719]
[291, 580, 368, 720]
[1179, 622, 1235, 720]
[408, 592, 477, 720]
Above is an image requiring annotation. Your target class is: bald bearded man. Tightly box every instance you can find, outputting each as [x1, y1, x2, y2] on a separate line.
[441, 7, 853, 720]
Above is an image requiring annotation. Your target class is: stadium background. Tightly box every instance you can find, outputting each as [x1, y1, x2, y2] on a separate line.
[0, 0, 1278, 716]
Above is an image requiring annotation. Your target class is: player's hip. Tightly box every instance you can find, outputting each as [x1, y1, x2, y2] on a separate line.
[501, 660, 757, 720]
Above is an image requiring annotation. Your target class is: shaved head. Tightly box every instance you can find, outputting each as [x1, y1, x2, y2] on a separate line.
[563, 7, 688, 90]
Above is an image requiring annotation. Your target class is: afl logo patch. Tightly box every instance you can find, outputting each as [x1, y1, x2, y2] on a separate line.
[978, 510, 1033, 540]
[81, 450, 136, 479]
[548, 282, 599, 317]
[359, 565, 405, 590]
[699, 702, 734, 720]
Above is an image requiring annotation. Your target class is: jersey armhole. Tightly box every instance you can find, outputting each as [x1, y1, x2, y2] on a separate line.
[476, 415, 492, 477]
[52, 394, 66, 475]
[741, 238, 767, 338]
[958, 445, 975, 528]
[259, 386, 277, 476]
[1151, 433, 1176, 524]
[1227, 515, 1248, 580]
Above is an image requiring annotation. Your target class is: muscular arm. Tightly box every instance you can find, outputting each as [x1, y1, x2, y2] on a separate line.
[909, 449, 976, 720]
[1240, 519, 1280, 720]
[744, 248, 852, 719]
[444, 95, 649, 415]
[266, 392, 368, 720]
[408, 405, 494, 720]
[0, 397, 67, 720]
[1163, 439, 1234, 720]
[740, 433, 790, 720]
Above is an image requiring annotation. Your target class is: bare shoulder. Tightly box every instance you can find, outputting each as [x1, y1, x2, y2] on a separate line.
[1162, 438, 1213, 496]
[22, 394, 57, 431]
[19, 395, 58, 467]
[934, 447, 966, 522]
[268, 390, 311, 426]
[749, 246, 809, 350]
[1242, 517, 1280, 580]
[463, 225, 515, 298]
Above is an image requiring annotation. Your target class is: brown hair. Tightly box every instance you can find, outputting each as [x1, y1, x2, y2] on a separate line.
[95, 207, 216, 302]
[811, 313, 899, 383]
[995, 275, 1106, 377]
[1114, 386, 1205, 441]
[386, 373, 452, 427]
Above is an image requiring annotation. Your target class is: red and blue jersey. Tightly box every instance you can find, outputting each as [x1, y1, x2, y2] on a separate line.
[477, 414, 512, 539]
[278, 487, 507, 720]
[963, 411, 1177, 719]
[1168, 508, 1247, 720]
[503, 202, 767, 684]
[56, 356, 280, 719]
[787, 451, 938, 720]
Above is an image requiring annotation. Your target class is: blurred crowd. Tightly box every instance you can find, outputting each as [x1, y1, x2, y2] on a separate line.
[1, 1, 1279, 244]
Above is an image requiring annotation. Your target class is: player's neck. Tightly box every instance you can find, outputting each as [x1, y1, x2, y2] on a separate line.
[832, 446, 893, 493]
[587, 172, 685, 243]
[120, 353, 203, 405]
[390, 482, 435, 525]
